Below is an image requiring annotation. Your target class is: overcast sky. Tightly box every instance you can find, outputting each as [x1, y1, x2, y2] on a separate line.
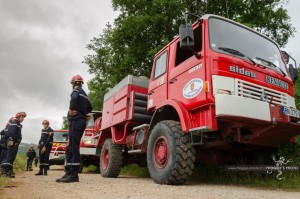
[0, 0, 300, 144]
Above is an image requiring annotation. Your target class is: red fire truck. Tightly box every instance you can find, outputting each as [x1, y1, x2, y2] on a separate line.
[49, 130, 68, 166]
[81, 14, 300, 184]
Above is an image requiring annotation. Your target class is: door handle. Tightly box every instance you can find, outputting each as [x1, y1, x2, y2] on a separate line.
[169, 78, 177, 84]
[148, 90, 154, 95]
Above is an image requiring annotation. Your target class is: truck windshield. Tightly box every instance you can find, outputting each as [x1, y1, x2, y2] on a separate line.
[208, 17, 288, 76]
[53, 131, 68, 142]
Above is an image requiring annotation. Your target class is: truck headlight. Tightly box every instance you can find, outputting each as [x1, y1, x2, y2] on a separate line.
[217, 89, 231, 95]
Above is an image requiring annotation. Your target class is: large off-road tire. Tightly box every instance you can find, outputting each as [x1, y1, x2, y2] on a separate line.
[100, 138, 123, 178]
[147, 120, 195, 185]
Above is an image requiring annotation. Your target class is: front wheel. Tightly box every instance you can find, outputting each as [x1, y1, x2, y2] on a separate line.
[100, 138, 123, 178]
[147, 120, 195, 185]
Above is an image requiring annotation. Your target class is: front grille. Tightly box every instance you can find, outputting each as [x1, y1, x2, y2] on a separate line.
[236, 79, 288, 106]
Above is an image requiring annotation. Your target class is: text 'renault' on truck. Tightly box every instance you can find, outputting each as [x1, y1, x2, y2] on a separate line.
[81, 14, 300, 185]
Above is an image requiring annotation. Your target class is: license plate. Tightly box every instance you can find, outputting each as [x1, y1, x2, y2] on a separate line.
[282, 106, 300, 118]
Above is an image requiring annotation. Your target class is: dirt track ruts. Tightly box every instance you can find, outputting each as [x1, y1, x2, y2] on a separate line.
[1, 165, 300, 199]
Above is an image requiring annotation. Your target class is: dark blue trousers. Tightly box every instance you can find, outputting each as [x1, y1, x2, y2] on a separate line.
[39, 144, 52, 167]
[1, 144, 19, 171]
[65, 118, 85, 174]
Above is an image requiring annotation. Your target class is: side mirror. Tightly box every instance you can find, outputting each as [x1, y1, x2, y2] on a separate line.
[282, 51, 289, 64]
[179, 24, 194, 48]
[289, 64, 298, 83]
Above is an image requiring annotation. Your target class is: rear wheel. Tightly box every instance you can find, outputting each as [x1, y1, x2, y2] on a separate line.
[147, 120, 195, 185]
[100, 138, 123, 178]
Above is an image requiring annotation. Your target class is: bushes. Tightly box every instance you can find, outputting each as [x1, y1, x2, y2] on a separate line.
[13, 154, 27, 172]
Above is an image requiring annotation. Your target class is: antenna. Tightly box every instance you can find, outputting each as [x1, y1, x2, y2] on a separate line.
[226, 0, 229, 18]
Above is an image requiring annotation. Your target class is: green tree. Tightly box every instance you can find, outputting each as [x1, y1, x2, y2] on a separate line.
[61, 116, 69, 130]
[294, 66, 300, 109]
[84, 0, 295, 109]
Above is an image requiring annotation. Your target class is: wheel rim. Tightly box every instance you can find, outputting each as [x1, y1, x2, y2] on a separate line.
[154, 136, 169, 169]
[101, 147, 109, 170]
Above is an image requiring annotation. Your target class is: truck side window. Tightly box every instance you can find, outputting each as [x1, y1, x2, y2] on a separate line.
[154, 51, 168, 79]
[176, 26, 202, 66]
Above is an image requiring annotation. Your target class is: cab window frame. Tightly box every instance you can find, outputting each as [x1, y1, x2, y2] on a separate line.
[153, 51, 168, 79]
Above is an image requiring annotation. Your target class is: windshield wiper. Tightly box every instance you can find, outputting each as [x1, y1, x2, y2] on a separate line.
[255, 57, 286, 77]
[218, 47, 256, 66]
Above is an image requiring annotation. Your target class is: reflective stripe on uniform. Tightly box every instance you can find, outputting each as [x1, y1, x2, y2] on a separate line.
[10, 124, 21, 128]
[66, 163, 81, 166]
[79, 93, 89, 100]
[1, 163, 12, 166]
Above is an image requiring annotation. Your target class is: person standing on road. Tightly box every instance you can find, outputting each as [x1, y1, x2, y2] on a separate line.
[26, 145, 36, 171]
[0, 112, 26, 178]
[56, 75, 92, 183]
[35, 120, 54, 176]
[0, 117, 14, 171]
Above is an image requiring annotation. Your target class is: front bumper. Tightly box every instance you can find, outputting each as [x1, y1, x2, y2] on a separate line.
[215, 94, 300, 147]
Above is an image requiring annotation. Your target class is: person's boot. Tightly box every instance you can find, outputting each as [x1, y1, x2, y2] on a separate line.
[29, 167, 33, 171]
[1, 169, 10, 178]
[26, 166, 29, 171]
[57, 172, 79, 183]
[35, 165, 43, 175]
[56, 171, 71, 182]
[9, 169, 15, 178]
[43, 165, 48, 175]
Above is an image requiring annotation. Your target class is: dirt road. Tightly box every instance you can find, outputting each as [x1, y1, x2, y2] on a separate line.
[1, 165, 300, 199]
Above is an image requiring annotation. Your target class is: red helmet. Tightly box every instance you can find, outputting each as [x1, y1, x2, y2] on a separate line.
[70, 75, 84, 84]
[15, 112, 27, 118]
[42, 120, 49, 125]
[8, 117, 14, 123]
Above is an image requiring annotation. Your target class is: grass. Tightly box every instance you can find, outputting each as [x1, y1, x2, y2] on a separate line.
[120, 164, 149, 178]
[0, 154, 27, 195]
[190, 163, 300, 190]
[83, 165, 99, 173]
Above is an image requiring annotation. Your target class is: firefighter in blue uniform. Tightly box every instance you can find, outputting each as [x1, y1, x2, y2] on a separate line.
[56, 75, 92, 183]
[26, 145, 36, 171]
[35, 120, 54, 176]
[0, 117, 14, 172]
[1, 112, 26, 178]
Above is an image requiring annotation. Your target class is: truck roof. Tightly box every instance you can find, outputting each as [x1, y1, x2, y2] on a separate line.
[154, 14, 280, 57]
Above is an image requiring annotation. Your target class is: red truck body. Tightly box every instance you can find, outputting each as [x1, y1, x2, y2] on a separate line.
[80, 14, 300, 184]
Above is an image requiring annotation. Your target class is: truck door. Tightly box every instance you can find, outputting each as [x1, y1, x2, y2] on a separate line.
[168, 25, 206, 110]
[147, 49, 169, 110]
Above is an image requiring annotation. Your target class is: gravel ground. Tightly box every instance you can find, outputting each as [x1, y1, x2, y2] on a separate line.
[1, 165, 300, 199]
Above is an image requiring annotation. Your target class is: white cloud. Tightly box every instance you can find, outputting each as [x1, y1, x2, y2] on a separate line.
[0, 0, 118, 143]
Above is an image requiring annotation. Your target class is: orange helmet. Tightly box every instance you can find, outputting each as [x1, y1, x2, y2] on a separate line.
[15, 112, 27, 118]
[8, 117, 14, 123]
[42, 120, 49, 125]
[70, 75, 84, 84]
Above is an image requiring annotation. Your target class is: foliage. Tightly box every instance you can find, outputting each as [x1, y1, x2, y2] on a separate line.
[61, 116, 69, 130]
[120, 164, 149, 178]
[191, 162, 300, 189]
[294, 66, 300, 109]
[84, 0, 295, 109]
[13, 154, 27, 172]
